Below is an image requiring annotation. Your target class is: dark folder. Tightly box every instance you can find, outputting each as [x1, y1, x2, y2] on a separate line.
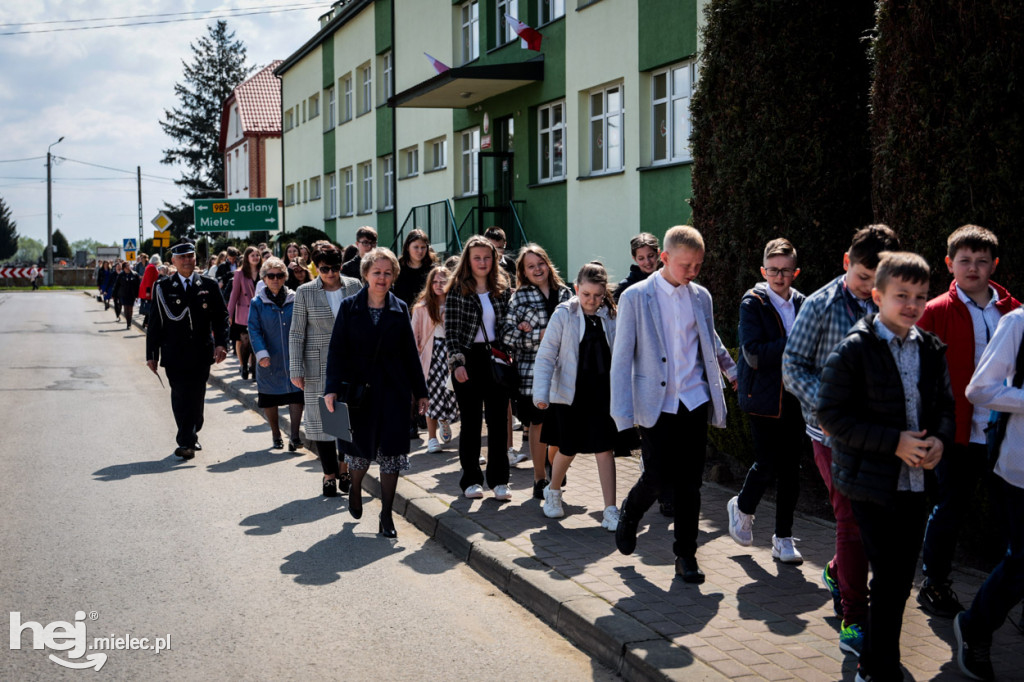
[319, 396, 354, 442]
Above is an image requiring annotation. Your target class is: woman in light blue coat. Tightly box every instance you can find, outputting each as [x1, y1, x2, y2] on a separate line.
[248, 257, 304, 451]
[533, 262, 619, 529]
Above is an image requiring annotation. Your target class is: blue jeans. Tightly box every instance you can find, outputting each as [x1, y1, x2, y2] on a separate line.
[961, 478, 1024, 642]
[921, 442, 988, 584]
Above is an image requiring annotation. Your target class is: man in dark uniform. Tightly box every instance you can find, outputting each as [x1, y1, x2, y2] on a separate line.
[146, 240, 229, 460]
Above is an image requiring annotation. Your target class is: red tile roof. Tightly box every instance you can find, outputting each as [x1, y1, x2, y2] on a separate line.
[232, 60, 282, 133]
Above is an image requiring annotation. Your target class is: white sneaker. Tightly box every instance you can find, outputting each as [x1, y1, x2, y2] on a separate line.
[601, 506, 620, 531]
[439, 420, 452, 443]
[464, 484, 484, 499]
[426, 438, 442, 453]
[509, 447, 529, 465]
[727, 496, 754, 546]
[542, 486, 564, 518]
[493, 484, 512, 501]
[772, 535, 803, 564]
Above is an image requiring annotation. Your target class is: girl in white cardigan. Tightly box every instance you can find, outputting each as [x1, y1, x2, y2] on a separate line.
[532, 262, 619, 529]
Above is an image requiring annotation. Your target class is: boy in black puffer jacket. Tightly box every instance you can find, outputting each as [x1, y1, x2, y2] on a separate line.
[818, 252, 955, 682]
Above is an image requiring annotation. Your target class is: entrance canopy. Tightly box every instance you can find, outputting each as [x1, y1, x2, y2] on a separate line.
[388, 56, 543, 109]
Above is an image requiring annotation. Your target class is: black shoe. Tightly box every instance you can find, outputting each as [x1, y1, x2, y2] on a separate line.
[409, 424, 419, 439]
[659, 501, 675, 517]
[126, 323, 131, 330]
[954, 612, 994, 681]
[379, 513, 397, 539]
[240, 364, 249, 380]
[675, 556, 706, 584]
[288, 439, 301, 452]
[322, 477, 339, 498]
[337, 473, 351, 494]
[349, 486, 362, 519]
[174, 447, 195, 461]
[193, 441, 202, 451]
[918, 580, 964, 618]
[272, 438, 284, 449]
[533, 478, 549, 500]
[615, 509, 639, 555]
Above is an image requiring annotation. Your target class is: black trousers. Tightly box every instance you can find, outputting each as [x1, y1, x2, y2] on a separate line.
[164, 363, 211, 449]
[737, 392, 806, 537]
[623, 402, 708, 559]
[852, 492, 929, 682]
[452, 343, 510, 491]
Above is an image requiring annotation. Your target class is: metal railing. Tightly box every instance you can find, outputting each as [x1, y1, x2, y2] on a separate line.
[391, 200, 460, 258]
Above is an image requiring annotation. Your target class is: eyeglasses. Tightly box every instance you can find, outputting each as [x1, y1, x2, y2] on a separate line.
[318, 265, 340, 273]
[357, 239, 377, 247]
[265, 272, 287, 280]
[764, 267, 796, 277]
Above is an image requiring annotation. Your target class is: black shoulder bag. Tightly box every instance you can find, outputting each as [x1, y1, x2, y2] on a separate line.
[477, 302, 519, 392]
[984, 335, 1024, 469]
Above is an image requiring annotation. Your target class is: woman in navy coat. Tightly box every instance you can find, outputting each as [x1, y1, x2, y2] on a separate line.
[324, 247, 428, 538]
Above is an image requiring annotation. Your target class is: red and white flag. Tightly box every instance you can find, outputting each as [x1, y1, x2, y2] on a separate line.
[423, 52, 450, 75]
[505, 14, 542, 52]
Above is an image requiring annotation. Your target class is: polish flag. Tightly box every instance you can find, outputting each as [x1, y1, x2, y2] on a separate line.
[424, 52, 450, 74]
[505, 14, 542, 52]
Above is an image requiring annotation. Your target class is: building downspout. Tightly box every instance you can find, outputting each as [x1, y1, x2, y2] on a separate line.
[276, 73, 287, 237]
[390, 0, 397, 245]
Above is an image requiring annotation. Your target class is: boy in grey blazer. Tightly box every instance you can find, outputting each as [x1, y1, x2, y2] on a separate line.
[610, 226, 737, 583]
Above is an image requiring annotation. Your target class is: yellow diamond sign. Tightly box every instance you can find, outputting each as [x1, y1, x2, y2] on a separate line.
[150, 211, 173, 231]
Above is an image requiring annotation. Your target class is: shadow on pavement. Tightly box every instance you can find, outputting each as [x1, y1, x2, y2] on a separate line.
[240, 495, 346, 535]
[613, 564, 725, 636]
[206, 449, 295, 473]
[92, 454, 195, 481]
[730, 554, 828, 635]
[280, 521, 403, 585]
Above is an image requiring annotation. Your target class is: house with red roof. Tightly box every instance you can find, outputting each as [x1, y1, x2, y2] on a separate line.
[219, 60, 283, 208]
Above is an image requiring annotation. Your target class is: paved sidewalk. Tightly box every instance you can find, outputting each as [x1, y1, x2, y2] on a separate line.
[115, 298, 1022, 681]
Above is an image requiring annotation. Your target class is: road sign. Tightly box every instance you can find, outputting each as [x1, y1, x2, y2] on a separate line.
[0, 267, 43, 278]
[123, 238, 137, 252]
[151, 212, 173, 231]
[193, 198, 279, 233]
[152, 230, 171, 248]
[126, 251, 136, 261]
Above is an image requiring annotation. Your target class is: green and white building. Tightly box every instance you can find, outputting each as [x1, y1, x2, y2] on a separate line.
[275, 0, 706, 279]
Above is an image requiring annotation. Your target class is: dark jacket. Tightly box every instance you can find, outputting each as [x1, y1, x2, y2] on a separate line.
[112, 270, 141, 304]
[146, 273, 230, 369]
[817, 315, 956, 505]
[341, 256, 362, 280]
[324, 288, 427, 459]
[614, 264, 652, 303]
[392, 262, 430, 311]
[737, 283, 805, 417]
[443, 284, 513, 372]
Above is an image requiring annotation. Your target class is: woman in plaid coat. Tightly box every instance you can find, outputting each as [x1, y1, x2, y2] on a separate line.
[503, 244, 572, 499]
[444, 235, 515, 502]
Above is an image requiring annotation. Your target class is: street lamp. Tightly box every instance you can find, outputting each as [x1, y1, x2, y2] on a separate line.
[46, 136, 64, 286]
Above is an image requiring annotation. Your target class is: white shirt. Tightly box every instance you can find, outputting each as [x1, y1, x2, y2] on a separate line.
[654, 271, 710, 413]
[473, 293, 496, 343]
[177, 273, 193, 290]
[766, 285, 797, 334]
[957, 284, 1004, 443]
[325, 288, 344, 318]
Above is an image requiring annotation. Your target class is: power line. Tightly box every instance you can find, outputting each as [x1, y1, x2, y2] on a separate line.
[0, 3, 312, 27]
[0, 5, 324, 35]
[57, 157, 179, 182]
[0, 156, 46, 163]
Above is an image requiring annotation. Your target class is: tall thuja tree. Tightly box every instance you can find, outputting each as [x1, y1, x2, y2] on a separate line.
[160, 20, 253, 239]
[690, 0, 877, 338]
[0, 195, 17, 261]
[871, 1, 1024, 297]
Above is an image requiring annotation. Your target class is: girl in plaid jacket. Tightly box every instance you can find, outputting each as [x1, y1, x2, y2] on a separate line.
[444, 236, 515, 501]
[502, 244, 572, 500]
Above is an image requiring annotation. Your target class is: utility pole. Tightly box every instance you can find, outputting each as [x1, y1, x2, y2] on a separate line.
[137, 166, 143, 260]
[46, 136, 64, 286]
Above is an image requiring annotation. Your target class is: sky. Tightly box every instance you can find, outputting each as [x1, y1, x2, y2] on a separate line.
[0, 1, 327, 251]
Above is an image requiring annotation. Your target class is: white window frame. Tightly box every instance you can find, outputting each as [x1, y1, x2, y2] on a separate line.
[537, 100, 566, 182]
[429, 138, 447, 170]
[285, 108, 294, 131]
[326, 172, 337, 218]
[342, 167, 354, 216]
[242, 143, 248, 190]
[359, 161, 373, 214]
[651, 60, 697, 164]
[285, 184, 296, 206]
[461, 1, 479, 64]
[539, 0, 564, 24]
[401, 146, 419, 178]
[381, 155, 394, 210]
[325, 86, 336, 130]
[310, 175, 321, 201]
[381, 51, 393, 101]
[460, 128, 480, 196]
[226, 155, 232, 194]
[309, 93, 320, 119]
[589, 83, 624, 174]
[496, 0, 519, 45]
[359, 64, 372, 115]
[341, 75, 353, 122]
[302, 179, 308, 203]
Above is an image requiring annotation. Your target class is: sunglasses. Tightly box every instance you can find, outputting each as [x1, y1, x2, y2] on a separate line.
[265, 272, 287, 280]
[318, 265, 340, 273]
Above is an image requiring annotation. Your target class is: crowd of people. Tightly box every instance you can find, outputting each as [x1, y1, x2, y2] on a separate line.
[122, 220, 1022, 682]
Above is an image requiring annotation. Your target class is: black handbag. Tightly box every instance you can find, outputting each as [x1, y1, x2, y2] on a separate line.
[984, 334, 1024, 469]
[478, 314, 519, 392]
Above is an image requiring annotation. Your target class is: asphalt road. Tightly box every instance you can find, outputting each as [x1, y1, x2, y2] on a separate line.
[0, 292, 615, 680]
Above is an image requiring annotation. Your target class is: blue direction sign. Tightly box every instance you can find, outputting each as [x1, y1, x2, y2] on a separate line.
[123, 238, 137, 252]
[193, 198, 279, 233]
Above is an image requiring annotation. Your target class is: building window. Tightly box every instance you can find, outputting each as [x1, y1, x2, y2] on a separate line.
[380, 51, 393, 101]
[342, 167, 354, 216]
[461, 1, 479, 64]
[359, 161, 373, 213]
[358, 64, 372, 115]
[652, 60, 697, 164]
[233, 149, 240, 195]
[401, 146, 419, 178]
[538, 100, 566, 182]
[539, 0, 564, 24]
[589, 83, 624, 174]
[226, 155, 232, 194]
[326, 172, 337, 218]
[496, 0, 519, 45]
[341, 75, 353, 122]
[302, 100, 307, 123]
[308, 93, 320, 119]
[429, 137, 447, 170]
[242, 143, 248, 190]
[381, 155, 394, 210]
[461, 128, 480, 195]
[303, 179, 308, 202]
[325, 86, 336, 130]
[285, 184, 296, 206]
[310, 175, 321, 201]
[232, 105, 241, 137]
[285, 108, 294, 131]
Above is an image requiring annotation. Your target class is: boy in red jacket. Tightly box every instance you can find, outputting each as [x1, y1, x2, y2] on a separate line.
[916, 224, 1020, 617]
